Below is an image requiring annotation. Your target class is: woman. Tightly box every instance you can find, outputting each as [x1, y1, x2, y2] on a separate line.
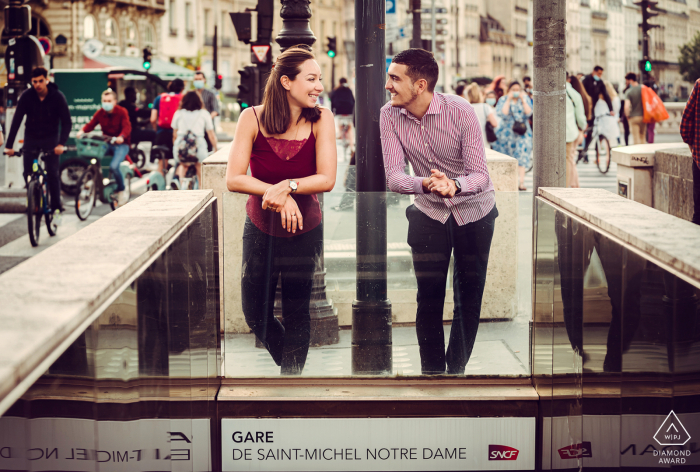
[226, 47, 337, 375]
[493, 81, 532, 191]
[466, 83, 499, 147]
[569, 74, 592, 162]
[171, 91, 218, 187]
[565, 72, 587, 188]
[487, 75, 506, 102]
[594, 80, 621, 146]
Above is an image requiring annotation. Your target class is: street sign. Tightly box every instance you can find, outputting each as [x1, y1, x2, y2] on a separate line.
[38, 37, 51, 54]
[82, 38, 104, 59]
[251, 44, 271, 64]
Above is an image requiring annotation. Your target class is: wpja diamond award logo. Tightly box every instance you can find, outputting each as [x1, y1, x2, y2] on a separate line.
[652, 411, 692, 464]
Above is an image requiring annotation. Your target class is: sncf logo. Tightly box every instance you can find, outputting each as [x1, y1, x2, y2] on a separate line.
[488, 445, 519, 461]
[558, 442, 593, 459]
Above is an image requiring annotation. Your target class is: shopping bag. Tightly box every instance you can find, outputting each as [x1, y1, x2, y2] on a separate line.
[642, 85, 669, 124]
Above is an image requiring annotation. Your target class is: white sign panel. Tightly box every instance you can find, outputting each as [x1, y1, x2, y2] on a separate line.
[0, 417, 211, 472]
[221, 417, 535, 471]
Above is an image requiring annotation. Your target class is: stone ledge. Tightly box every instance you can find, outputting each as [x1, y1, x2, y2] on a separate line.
[611, 142, 688, 167]
[538, 187, 700, 282]
[0, 190, 214, 415]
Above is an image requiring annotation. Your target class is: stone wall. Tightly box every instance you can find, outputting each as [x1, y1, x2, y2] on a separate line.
[653, 146, 694, 221]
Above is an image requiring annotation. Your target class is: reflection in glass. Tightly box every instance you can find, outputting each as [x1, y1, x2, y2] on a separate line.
[0, 202, 219, 472]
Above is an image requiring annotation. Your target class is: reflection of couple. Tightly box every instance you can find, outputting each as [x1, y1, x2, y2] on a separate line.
[226, 47, 498, 375]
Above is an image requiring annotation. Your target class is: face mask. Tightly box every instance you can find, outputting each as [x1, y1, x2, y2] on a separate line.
[512, 91, 520, 98]
[193, 80, 205, 89]
[102, 102, 114, 112]
[594, 75, 601, 82]
[486, 98, 496, 106]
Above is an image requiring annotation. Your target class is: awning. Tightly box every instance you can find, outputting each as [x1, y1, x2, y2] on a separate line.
[83, 55, 195, 81]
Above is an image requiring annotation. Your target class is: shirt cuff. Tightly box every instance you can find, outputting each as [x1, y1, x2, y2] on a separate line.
[455, 176, 469, 195]
[414, 177, 428, 194]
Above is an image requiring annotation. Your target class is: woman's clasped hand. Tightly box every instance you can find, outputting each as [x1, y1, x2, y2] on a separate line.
[261, 180, 303, 233]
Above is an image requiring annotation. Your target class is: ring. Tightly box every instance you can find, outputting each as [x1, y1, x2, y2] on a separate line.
[291, 213, 296, 217]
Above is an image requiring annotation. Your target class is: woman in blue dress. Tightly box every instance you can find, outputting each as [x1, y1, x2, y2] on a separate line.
[492, 81, 533, 191]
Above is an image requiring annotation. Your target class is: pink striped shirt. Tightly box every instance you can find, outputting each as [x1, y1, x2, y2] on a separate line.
[379, 92, 496, 225]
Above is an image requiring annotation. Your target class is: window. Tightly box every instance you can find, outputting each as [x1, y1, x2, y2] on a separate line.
[144, 23, 155, 45]
[126, 21, 138, 46]
[185, 2, 193, 36]
[104, 18, 118, 44]
[204, 9, 211, 34]
[83, 15, 96, 40]
[169, 0, 177, 34]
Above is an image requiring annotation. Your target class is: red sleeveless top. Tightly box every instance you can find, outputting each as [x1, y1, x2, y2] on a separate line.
[246, 108, 322, 237]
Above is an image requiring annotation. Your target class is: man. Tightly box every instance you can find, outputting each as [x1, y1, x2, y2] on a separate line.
[118, 87, 156, 145]
[5, 67, 72, 220]
[193, 71, 220, 152]
[380, 49, 498, 375]
[581, 66, 614, 159]
[330, 77, 355, 151]
[680, 78, 700, 225]
[77, 89, 131, 205]
[150, 78, 184, 176]
[623, 72, 646, 145]
[523, 76, 532, 94]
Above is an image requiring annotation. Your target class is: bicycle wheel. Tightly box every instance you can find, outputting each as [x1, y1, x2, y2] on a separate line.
[26, 180, 42, 247]
[596, 136, 612, 174]
[133, 149, 147, 169]
[75, 168, 97, 221]
[59, 158, 88, 197]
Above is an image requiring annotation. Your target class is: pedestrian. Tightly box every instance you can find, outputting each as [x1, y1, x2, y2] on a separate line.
[623, 72, 646, 145]
[581, 66, 615, 158]
[487, 75, 506, 102]
[171, 91, 218, 188]
[225, 47, 337, 375]
[645, 76, 658, 144]
[523, 76, 532, 95]
[192, 70, 220, 152]
[5, 66, 72, 222]
[594, 80, 621, 146]
[492, 80, 533, 191]
[150, 78, 185, 176]
[680, 78, 700, 225]
[565, 72, 587, 188]
[466, 82, 499, 147]
[569, 74, 592, 161]
[381, 49, 498, 375]
[330, 77, 355, 154]
[119, 86, 156, 146]
[620, 81, 631, 146]
[76, 89, 132, 206]
[455, 83, 467, 101]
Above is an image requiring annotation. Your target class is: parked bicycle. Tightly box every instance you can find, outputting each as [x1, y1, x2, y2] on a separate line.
[74, 136, 134, 221]
[13, 148, 61, 247]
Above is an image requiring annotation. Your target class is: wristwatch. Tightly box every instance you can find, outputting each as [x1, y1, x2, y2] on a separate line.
[289, 180, 298, 193]
[453, 179, 462, 195]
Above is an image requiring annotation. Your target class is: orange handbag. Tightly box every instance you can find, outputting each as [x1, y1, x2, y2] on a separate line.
[642, 85, 670, 124]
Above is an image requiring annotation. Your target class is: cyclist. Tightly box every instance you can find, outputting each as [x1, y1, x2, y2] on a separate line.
[5, 66, 72, 222]
[150, 78, 185, 179]
[330, 78, 355, 154]
[193, 71, 220, 153]
[118, 86, 156, 146]
[76, 89, 132, 206]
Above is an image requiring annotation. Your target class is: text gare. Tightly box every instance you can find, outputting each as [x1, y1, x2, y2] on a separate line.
[232, 447, 473, 461]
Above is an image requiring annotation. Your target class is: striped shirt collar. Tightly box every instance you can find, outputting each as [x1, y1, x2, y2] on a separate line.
[400, 92, 443, 120]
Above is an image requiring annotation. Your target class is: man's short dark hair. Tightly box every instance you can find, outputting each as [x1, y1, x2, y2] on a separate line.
[594, 65, 604, 72]
[31, 67, 48, 79]
[391, 49, 439, 92]
[454, 84, 465, 97]
[625, 72, 637, 82]
[169, 78, 185, 93]
[339, 77, 347, 85]
[523, 76, 531, 82]
[124, 86, 137, 100]
[194, 71, 206, 79]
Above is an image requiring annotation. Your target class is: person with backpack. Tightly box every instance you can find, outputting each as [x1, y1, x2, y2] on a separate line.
[150, 78, 185, 176]
[170, 91, 218, 189]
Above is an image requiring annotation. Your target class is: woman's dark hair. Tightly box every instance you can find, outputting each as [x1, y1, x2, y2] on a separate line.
[569, 75, 592, 120]
[391, 49, 439, 92]
[455, 84, 466, 97]
[260, 46, 321, 136]
[169, 78, 185, 93]
[180, 91, 203, 111]
[507, 80, 521, 91]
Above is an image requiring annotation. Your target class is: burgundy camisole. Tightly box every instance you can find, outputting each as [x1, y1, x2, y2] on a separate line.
[246, 108, 322, 237]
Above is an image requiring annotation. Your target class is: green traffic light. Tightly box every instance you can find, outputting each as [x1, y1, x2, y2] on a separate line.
[241, 102, 249, 109]
[644, 60, 652, 72]
[327, 50, 336, 58]
[143, 61, 151, 70]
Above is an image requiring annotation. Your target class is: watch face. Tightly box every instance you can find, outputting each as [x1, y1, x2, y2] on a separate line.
[290, 180, 298, 190]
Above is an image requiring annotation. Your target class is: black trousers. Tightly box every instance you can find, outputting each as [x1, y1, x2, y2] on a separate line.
[23, 148, 62, 212]
[406, 204, 498, 374]
[693, 161, 700, 225]
[131, 127, 156, 145]
[241, 218, 322, 375]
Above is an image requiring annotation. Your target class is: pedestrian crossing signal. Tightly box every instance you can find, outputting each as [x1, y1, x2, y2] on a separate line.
[326, 36, 337, 58]
[142, 48, 152, 71]
[644, 60, 652, 72]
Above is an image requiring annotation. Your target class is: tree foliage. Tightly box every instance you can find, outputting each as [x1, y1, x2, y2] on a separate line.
[679, 31, 700, 83]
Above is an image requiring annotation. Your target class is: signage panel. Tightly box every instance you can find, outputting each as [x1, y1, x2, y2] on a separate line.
[221, 417, 535, 471]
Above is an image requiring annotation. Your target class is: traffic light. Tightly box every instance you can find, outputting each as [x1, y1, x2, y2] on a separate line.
[326, 36, 337, 58]
[636, 0, 660, 34]
[238, 66, 259, 109]
[215, 73, 223, 90]
[644, 60, 652, 72]
[142, 48, 152, 71]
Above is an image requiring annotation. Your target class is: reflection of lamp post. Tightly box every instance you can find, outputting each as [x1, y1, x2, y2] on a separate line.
[272, 0, 339, 346]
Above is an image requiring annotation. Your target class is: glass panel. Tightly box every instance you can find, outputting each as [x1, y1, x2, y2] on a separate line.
[223, 187, 533, 378]
[0, 201, 219, 472]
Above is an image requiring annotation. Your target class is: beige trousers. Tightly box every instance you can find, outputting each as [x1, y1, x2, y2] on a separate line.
[566, 141, 580, 188]
[629, 116, 647, 145]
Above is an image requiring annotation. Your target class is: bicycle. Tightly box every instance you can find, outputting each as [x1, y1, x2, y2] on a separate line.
[12, 148, 60, 247]
[74, 136, 134, 221]
[577, 116, 612, 174]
